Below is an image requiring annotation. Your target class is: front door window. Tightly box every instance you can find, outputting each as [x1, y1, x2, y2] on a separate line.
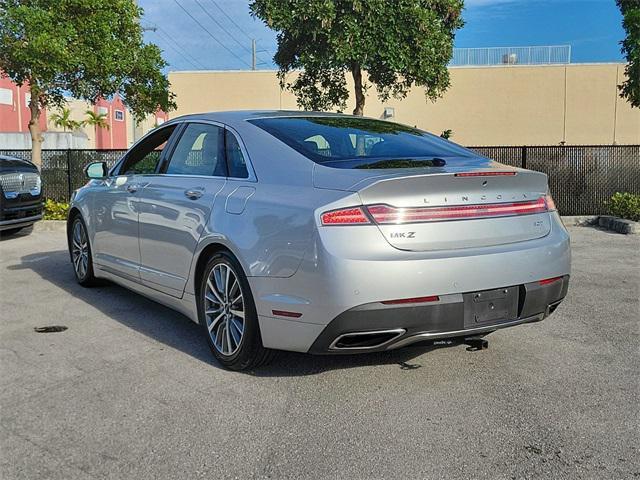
[120, 125, 177, 175]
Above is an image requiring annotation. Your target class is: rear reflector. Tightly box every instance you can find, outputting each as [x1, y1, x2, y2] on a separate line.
[321, 207, 370, 225]
[454, 172, 517, 177]
[381, 295, 440, 305]
[538, 276, 563, 286]
[272, 310, 303, 318]
[366, 197, 548, 224]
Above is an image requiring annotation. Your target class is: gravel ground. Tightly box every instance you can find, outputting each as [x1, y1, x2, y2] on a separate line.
[0, 225, 638, 479]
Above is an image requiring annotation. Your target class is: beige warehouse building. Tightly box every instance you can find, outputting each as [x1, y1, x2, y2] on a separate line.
[168, 63, 639, 146]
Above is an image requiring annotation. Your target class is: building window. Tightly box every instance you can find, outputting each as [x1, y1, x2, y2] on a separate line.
[0, 88, 13, 106]
[97, 106, 109, 117]
[114, 110, 124, 121]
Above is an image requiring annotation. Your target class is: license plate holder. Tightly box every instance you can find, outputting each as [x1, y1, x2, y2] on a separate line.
[463, 286, 518, 328]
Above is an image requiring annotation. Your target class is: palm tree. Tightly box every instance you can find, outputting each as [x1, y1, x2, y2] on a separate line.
[50, 107, 82, 132]
[83, 110, 110, 130]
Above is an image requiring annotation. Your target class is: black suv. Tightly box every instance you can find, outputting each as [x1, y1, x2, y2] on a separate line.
[0, 155, 43, 236]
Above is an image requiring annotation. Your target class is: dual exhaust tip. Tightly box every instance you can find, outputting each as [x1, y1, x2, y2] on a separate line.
[329, 329, 406, 350]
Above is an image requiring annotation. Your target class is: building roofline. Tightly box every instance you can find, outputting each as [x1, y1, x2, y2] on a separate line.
[168, 62, 627, 75]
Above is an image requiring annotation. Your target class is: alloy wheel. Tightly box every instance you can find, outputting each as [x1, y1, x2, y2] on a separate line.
[71, 220, 89, 279]
[204, 263, 245, 356]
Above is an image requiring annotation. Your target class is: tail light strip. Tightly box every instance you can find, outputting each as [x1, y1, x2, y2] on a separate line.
[321, 195, 555, 226]
[454, 172, 517, 177]
[368, 196, 549, 224]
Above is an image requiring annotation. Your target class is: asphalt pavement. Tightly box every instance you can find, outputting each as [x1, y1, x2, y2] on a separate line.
[0, 224, 638, 479]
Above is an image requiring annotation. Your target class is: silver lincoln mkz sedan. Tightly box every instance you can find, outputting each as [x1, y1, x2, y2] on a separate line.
[68, 111, 570, 370]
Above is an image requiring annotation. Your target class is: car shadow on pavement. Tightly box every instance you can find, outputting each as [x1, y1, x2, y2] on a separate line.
[0, 225, 34, 240]
[10, 249, 440, 376]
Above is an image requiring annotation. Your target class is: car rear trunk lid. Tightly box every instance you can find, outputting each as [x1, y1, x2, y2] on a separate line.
[316, 163, 552, 251]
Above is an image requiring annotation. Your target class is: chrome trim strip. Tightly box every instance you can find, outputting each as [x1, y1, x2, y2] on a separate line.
[387, 314, 545, 350]
[329, 328, 406, 351]
[110, 119, 258, 182]
[0, 214, 42, 227]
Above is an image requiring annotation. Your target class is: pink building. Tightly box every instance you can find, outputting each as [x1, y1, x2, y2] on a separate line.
[93, 95, 128, 149]
[2, 75, 168, 148]
[0, 76, 48, 134]
[155, 109, 169, 125]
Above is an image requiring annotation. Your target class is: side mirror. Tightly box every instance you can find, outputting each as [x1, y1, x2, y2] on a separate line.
[85, 161, 108, 179]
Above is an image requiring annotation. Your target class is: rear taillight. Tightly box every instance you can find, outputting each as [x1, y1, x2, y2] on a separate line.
[321, 207, 370, 225]
[544, 194, 557, 211]
[366, 197, 548, 224]
[320, 195, 554, 226]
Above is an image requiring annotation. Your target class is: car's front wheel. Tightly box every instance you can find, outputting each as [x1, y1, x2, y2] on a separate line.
[198, 252, 275, 371]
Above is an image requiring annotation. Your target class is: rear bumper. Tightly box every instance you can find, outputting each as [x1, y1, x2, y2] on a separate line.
[252, 213, 571, 353]
[308, 275, 568, 353]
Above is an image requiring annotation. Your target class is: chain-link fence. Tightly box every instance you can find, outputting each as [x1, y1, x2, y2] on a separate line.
[469, 145, 640, 215]
[0, 149, 126, 201]
[1, 146, 639, 215]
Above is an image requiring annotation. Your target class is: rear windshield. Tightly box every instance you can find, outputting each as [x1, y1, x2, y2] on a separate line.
[249, 116, 475, 169]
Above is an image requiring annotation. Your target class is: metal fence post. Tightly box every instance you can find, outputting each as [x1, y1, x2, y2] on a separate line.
[66, 150, 72, 200]
[521, 146, 527, 169]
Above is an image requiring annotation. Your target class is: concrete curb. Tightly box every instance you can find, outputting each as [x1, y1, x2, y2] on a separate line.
[560, 216, 598, 227]
[560, 215, 638, 234]
[597, 215, 639, 235]
[34, 220, 66, 232]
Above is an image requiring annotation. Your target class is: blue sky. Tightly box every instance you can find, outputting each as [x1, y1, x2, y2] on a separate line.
[138, 0, 625, 71]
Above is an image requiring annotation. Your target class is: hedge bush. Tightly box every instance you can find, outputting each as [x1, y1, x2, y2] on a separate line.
[608, 192, 640, 222]
[43, 199, 70, 220]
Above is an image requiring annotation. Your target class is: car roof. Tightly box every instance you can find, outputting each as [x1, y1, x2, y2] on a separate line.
[166, 110, 361, 128]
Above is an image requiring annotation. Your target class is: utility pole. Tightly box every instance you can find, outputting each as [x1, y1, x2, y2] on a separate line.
[252, 39, 256, 71]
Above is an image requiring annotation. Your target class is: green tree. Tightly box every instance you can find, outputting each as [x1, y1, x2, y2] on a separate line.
[83, 110, 110, 131]
[49, 107, 82, 132]
[617, 0, 639, 107]
[440, 129, 453, 139]
[250, 0, 464, 116]
[0, 0, 175, 168]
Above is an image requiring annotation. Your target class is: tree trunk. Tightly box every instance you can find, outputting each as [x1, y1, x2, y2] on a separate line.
[351, 63, 365, 116]
[28, 94, 43, 170]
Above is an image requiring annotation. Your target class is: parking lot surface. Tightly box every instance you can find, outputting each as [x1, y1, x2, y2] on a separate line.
[0, 225, 638, 479]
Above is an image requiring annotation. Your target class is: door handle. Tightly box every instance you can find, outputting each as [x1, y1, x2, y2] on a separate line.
[127, 184, 138, 193]
[184, 188, 204, 200]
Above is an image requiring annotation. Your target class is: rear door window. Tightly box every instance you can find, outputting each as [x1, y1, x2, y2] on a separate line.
[225, 130, 249, 179]
[165, 123, 227, 176]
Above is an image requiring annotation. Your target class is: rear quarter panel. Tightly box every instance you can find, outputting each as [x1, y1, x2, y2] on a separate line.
[185, 120, 354, 294]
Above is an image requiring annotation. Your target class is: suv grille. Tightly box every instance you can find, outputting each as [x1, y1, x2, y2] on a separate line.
[0, 172, 41, 198]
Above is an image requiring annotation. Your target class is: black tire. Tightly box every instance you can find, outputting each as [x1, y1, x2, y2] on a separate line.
[198, 251, 276, 371]
[68, 215, 99, 287]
